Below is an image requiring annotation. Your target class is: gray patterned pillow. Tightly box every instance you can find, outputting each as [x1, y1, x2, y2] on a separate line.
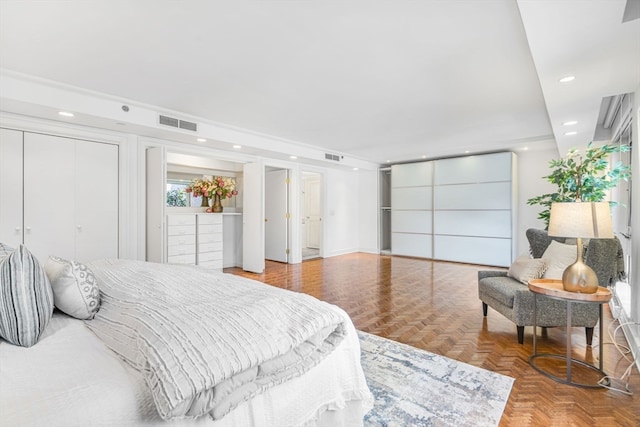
[0, 245, 54, 347]
[45, 256, 101, 320]
[0, 242, 13, 262]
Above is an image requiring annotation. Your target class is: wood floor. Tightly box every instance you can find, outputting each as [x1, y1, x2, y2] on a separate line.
[226, 252, 640, 427]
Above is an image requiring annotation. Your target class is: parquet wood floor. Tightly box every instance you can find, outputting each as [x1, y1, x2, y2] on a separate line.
[226, 252, 640, 427]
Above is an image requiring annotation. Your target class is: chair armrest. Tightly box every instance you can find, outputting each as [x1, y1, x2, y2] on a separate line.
[478, 270, 508, 281]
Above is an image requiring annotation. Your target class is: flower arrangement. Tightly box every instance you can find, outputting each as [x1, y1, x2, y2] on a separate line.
[185, 176, 238, 200]
[209, 176, 238, 199]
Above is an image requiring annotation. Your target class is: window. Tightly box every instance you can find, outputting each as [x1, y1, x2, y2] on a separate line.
[166, 180, 189, 207]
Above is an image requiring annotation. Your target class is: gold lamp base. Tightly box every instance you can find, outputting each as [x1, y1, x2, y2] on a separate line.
[561, 261, 598, 293]
[561, 237, 599, 293]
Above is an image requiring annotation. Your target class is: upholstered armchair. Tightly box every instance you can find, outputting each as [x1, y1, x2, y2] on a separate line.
[477, 228, 624, 344]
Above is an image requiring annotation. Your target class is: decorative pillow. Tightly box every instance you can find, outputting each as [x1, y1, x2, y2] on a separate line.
[541, 240, 577, 280]
[0, 245, 54, 347]
[45, 256, 101, 320]
[0, 242, 14, 262]
[507, 254, 549, 284]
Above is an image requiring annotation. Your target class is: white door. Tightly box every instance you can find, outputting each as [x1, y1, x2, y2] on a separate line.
[0, 128, 23, 248]
[75, 140, 119, 261]
[243, 162, 265, 273]
[145, 146, 166, 263]
[23, 133, 76, 262]
[265, 169, 288, 263]
[304, 175, 322, 249]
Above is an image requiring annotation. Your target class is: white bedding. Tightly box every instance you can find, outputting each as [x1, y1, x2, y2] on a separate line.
[0, 311, 372, 427]
[85, 259, 350, 420]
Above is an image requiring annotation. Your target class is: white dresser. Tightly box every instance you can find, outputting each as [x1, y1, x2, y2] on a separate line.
[166, 214, 197, 265]
[196, 214, 223, 269]
[166, 213, 223, 270]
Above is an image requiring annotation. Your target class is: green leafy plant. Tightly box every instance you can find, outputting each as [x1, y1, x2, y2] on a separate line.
[167, 188, 188, 207]
[527, 142, 631, 227]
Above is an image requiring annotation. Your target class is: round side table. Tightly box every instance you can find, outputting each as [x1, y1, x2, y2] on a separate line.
[528, 278, 611, 388]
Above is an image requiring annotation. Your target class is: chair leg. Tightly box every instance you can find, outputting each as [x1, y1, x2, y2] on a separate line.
[585, 327, 594, 346]
[482, 302, 488, 317]
[517, 326, 524, 344]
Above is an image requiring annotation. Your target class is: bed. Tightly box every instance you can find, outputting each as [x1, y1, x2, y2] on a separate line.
[0, 246, 373, 427]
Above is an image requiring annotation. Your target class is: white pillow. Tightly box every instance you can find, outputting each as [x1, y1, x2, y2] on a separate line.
[45, 256, 101, 320]
[507, 254, 549, 284]
[0, 245, 54, 347]
[541, 240, 577, 280]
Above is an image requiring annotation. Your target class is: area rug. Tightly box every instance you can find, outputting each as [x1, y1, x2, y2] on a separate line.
[359, 331, 514, 427]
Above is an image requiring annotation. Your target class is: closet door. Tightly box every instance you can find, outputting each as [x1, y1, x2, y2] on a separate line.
[23, 133, 118, 263]
[24, 133, 76, 261]
[0, 129, 24, 248]
[75, 139, 118, 261]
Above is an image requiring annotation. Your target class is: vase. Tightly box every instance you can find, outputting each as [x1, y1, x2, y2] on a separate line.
[212, 194, 223, 213]
[200, 195, 209, 208]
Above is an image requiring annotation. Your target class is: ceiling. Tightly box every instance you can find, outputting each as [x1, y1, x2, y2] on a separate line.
[0, 0, 638, 166]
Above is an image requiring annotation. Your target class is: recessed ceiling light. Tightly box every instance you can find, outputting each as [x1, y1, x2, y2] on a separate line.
[465, 150, 470, 154]
[523, 147, 529, 151]
[421, 155, 427, 159]
[290, 155, 297, 159]
[196, 138, 206, 142]
[58, 111, 74, 117]
[233, 145, 242, 149]
[559, 76, 575, 83]
[563, 121, 578, 126]
[564, 131, 577, 136]
[353, 167, 359, 171]
[386, 160, 391, 163]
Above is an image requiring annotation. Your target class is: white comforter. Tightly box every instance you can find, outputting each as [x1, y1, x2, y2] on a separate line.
[85, 259, 349, 421]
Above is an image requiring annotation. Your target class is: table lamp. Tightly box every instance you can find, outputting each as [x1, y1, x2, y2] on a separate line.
[547, 202, 614, 293]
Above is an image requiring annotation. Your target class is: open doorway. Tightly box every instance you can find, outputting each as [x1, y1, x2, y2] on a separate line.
[301, 171, 322, 260]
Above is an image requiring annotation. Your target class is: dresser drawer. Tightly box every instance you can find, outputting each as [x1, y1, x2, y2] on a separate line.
[199, 259, 223, 270]
[198, 224, 222, 235]
[198, 232, 222, 244]
[167, 214, 196, 226]
[199, 251, 222, 263]
[199, 241, 222, 253]
[167, 234, 196, 247]
[167, 225, 196, 236]
[198, 214, 222, 225]
[167, 245, 196, 257]
[167, 254, 196, 265]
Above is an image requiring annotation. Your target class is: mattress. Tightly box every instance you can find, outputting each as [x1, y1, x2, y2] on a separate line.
[0, 312, 373, 426]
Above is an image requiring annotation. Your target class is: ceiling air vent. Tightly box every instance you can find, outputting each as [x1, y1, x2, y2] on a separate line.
[324, 153, 341, 162]
[158, 114, 198, 132]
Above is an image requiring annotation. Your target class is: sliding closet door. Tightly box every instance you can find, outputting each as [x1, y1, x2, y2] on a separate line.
[0, 128, 23, 248]
[433, 152, 515, 267]
[391, 162, 433, 258]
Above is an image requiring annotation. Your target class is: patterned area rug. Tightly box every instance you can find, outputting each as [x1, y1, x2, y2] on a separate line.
[359, 331, 514, 427]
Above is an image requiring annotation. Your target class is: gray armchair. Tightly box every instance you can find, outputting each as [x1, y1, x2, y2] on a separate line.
[478, 228, 625, 344]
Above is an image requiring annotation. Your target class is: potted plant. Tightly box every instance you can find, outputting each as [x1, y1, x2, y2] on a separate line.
[527, 142, 631, 228]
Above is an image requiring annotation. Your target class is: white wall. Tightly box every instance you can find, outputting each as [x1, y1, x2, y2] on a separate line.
[322, 169, 361, 257]
[515, 145, 560, 254]
[629, 85, 640, 358]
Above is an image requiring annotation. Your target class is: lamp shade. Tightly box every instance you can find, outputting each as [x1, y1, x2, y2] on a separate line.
[548, 202, 614, 239]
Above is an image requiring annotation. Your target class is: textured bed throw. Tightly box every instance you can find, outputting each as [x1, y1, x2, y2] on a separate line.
[85, 259, 346, 421]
